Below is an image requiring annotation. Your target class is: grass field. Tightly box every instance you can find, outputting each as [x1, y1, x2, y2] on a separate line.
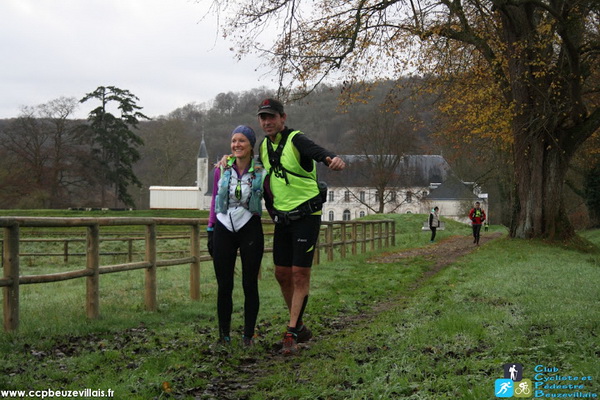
[0, 211, 598, 399]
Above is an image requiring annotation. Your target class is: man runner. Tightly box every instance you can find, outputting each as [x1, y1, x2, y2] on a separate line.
[257, 98, 345, 355]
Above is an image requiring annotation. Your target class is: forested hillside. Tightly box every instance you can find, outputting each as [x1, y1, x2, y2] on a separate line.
[0, 78, 594, 230]
[123, 79, 441, 209]
[0, 79, 438, 210]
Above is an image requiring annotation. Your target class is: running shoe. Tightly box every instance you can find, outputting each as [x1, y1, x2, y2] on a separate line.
[296, 325, 313, 343]
[219, 336, 231, 344]
[281, 332, 298, 355]
[242, 336, 254, 347]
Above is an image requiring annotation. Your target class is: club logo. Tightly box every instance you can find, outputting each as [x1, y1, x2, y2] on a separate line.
[495, 364, 532, 398]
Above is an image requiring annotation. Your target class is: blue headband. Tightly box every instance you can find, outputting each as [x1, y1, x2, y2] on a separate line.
[231, 125, 256, 148]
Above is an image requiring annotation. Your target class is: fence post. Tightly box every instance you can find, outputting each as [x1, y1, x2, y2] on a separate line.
[351, 222, 357, 256]
[370, 223, 375, 251]
[145, 224, 157, 311]
[3, 225, 20, 332]
[340, 223, 346, 259]
[86, 224, 100, 319]
[391, 220, 396, 246]
[63, 240, 69, 264]
[362, 223, 367, 253]
[190, 223, 200, 300]
[128, 239, 133, 262]
[326, 223, 334, 261]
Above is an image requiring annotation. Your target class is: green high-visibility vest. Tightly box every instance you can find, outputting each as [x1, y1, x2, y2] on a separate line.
[260, 130, 320, 212]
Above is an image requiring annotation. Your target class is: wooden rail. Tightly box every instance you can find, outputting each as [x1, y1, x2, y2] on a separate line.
[1, 217, 395, 332]
[9, 235, 196, 263]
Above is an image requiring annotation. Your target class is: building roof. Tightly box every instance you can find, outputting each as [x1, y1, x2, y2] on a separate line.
[318, 154, 451, 187]
[425, 175, 480, 200]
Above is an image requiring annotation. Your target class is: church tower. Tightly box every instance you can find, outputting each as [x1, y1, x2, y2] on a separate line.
[197, 135, 209, 207]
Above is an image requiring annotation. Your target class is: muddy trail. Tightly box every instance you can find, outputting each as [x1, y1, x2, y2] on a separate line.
[371, 231, 504, 278]
[197, 232, 504, 399]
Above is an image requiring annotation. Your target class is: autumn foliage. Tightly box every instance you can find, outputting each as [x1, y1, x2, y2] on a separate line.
[209, 0, 600, 239]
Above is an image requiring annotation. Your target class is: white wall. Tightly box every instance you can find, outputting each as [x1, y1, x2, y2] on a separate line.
[321, 186, 486, 223]
[149, 186, 202, 209]
[322, 186, 430, 221]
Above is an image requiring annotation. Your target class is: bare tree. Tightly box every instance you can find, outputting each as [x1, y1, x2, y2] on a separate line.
[340, 108, 419, 213]
[38, 97, 82, 207]
[214, 92, 239, 115]
[0, 97, 81, 208]
[136, 118, 197, 186]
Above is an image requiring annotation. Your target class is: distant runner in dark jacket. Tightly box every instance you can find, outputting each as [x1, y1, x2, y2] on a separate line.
[429, 206, 440, 242]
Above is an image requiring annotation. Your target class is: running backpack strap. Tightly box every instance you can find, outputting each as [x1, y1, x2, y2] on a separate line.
[266, 131, 318, 183]
[266, 131, 291, 184]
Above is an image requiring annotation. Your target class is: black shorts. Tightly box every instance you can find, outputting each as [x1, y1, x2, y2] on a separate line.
[273, 215, 321, 268]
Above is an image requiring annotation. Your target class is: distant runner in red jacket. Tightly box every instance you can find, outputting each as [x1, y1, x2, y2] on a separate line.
[469, 202, 486, 245]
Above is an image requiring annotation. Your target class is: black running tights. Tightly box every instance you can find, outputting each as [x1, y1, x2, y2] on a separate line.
[212, 216, 264, 338]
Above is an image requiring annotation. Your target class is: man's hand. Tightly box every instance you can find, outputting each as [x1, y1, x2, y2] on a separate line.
[214, 154, 232, 168]
[325, 156, 345, 171]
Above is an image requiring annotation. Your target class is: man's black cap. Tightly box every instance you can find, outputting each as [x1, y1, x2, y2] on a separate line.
[257, 98, 285, 115]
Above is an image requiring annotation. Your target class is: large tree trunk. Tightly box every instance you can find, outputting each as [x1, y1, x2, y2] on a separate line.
[499, 3, 579, 240]
[511, 130, 574, 239]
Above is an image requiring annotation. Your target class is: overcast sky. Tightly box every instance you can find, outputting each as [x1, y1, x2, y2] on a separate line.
[0, 0, 273, 119]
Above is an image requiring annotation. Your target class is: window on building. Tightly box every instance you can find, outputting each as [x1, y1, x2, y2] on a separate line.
[406, 191, 413, 203]
[328, 191, 334, 202]
[328, 210, 334, 221]
[344, 190, 350, 202]
[390, 191, 397, 202]
[359, 191, 365, 202]
[422, 191, 428, 197]
[359, 211, 365, 218]
[343, 209, 351, 221]
[375, 190, 380, 202]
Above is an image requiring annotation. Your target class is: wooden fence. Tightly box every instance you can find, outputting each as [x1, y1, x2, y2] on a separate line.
[14, 234, 199, 263]
[0, 217, 395, 332]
